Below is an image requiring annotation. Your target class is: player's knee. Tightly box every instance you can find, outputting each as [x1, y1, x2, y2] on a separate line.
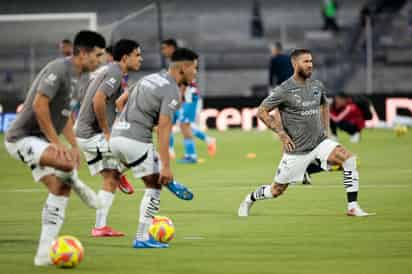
[59, 161, 76, 172]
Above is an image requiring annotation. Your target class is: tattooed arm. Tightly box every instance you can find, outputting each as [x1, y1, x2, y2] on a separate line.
[257, 106, 295, 152]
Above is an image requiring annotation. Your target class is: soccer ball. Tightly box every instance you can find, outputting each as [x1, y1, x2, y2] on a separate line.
[149, 216, 175, 243]
[50, 235, 84, 268]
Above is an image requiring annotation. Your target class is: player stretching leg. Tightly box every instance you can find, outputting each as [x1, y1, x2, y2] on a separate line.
[4, 31, 105, 266]
[75, 39, 142, 237]
[238, 49, 373, 217]
[110, 48, 198, 248]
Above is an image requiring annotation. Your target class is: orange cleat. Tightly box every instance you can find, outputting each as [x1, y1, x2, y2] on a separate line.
[118, 175, 135, 195]
[91, 226, 125, 237]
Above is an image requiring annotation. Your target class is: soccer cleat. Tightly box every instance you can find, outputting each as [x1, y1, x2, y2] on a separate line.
[177, 156, 197, 164]
[302, 172, 312, 185]
[118, 175, 135, 195]
[238, 195, 254, 217]
[207, 138, 217, 157]
[350, 133, 361, 143]
[132, 238, 169, 249]
[347, 206, 375, 217]
[34, 255, 52, 266]
[91, 226, 125, 237]
[166, 181, 194, 200]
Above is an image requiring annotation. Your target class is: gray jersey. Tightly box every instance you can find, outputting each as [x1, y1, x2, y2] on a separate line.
[6, 57, 76, 142]
[72, 72, 90, 104]
[261, 77, 328, 154]
[75, 63, 123, 139]
[112, 72, 180, 143]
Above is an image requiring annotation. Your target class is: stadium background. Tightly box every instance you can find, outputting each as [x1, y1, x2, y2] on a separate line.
[0, 0, 411, 131]
[0, 1, 412, 274]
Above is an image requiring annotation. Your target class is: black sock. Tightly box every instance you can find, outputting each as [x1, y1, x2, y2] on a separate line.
[347, 192, 358, 203]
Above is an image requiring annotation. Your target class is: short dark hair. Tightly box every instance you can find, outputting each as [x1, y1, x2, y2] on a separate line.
[106, 45, 113, 56]
[112, 39, 140, 61]
[73, 30, 106, 55]
[161, 38, 178, 48]
[290, 48, 312, 60]
[274, 41, 282, 51]
[61, 39, 72, 45]
[170, 48, 198, 62]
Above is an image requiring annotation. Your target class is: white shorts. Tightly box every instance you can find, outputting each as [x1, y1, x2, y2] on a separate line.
[5, 136, 56, 182]
[274, 138, 339, 184]
[109, 136, 160, 179]
[76, 134, 123, 176]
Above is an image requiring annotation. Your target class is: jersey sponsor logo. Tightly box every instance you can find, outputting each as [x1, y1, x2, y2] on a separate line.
[168, 99, 179, 110]
[113, 121, 130, 130]
[61, 109, 71, 117]
[302, 100, 318, 107]
[300, 108, 319, 116]
[44, 73, 57, 86]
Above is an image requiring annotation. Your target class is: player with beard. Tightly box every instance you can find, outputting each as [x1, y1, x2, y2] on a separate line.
[238, 49, 373, 217]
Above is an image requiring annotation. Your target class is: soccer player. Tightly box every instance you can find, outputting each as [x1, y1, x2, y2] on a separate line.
[59, 39, 73, 57]
[110, 48, 198, 248]
[238, 49, 373, 217]
[161, 39, 216, 162]
[4, 30, 106, 266]
[75, 39, 142, 237]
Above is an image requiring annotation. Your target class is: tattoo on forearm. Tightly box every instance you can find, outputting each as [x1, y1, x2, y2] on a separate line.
[257, 107, 284, 133]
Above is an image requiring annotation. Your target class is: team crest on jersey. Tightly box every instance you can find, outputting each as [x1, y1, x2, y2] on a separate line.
[312, 87, 321, 97]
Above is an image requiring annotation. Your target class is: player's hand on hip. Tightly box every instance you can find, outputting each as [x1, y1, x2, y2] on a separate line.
[278, 131, 295, 153]
[159, 167, 173, 185]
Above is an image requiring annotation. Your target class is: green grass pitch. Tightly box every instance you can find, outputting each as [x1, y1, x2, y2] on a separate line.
[0, 129, 411, 274]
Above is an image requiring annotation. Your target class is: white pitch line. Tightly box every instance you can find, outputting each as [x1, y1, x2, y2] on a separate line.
[0, 184, 411, 194]
[183, 236, 205, 240]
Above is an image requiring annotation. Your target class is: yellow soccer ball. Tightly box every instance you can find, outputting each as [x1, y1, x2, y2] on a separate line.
[149, 216, 175, 243]
[394, 125, 408, 137]
[50, 235, 84, 268]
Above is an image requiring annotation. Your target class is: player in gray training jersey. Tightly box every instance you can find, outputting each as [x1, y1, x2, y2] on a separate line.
[4, 31, 106, 266]
[238, 49, 373, 218]
[110, 48, 198, 248]
[75, 39, 142, 237]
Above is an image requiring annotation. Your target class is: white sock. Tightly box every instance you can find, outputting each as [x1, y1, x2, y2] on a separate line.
[343, 156, 360, 206]
[35, 193, 68, 260]
[348, 201, 359, 210]
[95, 190, 115, 228]
[248, 185, 273, 202]
[136, 188, 161, 241]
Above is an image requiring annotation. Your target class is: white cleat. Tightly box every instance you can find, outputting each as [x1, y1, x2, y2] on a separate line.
[238, 195, 254, 217]
[347, 206, 375, 217]
[34, 255, 52, 266]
